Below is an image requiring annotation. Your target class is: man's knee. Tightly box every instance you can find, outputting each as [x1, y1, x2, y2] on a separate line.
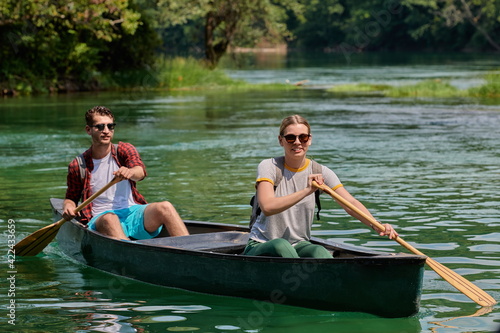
[95, 213, 118, 227]
[160, 201, 176, 212]
[150, 201, 176, 216]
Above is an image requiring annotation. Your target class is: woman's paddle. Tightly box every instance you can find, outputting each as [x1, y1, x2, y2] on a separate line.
[14, 177, 120, 257]
[312, 181, 497, 307]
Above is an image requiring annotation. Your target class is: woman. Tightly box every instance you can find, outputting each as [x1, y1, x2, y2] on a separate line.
[244, 115, 398, 258]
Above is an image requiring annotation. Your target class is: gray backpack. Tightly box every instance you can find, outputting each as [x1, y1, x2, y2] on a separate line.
[249, 156, 322, 228]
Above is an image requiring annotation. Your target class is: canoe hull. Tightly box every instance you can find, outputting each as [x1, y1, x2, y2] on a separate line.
[52, 198, 425, 318]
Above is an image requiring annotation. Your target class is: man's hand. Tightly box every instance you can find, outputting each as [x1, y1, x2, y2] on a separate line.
[62, 199, 78, 221]
[113, 166, 145, 181]
[113, 166, 134, 181]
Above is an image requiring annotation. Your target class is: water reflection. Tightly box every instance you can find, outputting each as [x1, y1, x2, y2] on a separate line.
[1, 55, 500, 332]
[428, 306, 495, 332]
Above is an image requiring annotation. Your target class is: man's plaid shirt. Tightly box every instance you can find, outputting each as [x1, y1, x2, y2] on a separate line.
[65, 142, 148, 223]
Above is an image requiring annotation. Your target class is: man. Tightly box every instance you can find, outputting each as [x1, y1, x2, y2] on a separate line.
[63, 106, 189, 239]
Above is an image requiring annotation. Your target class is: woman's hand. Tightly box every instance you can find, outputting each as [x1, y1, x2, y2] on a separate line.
[377, 223, 399, 240]
[307, 173, 324, 194]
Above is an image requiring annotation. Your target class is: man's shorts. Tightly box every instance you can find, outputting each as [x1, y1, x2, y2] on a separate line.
[88, 204, 162, 239]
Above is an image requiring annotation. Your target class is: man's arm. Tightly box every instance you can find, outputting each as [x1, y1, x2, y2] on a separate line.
[117, 142, 147, 181]
[113, 165, 145, 182]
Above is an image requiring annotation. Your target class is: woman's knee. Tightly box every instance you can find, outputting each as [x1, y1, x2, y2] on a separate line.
[297, 243, 332, 258]
[268, 238, 298, 258]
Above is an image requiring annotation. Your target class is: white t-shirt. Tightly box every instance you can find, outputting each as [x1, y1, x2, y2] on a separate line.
[90, 152, 136, 216]
[250, 158, 342, 245]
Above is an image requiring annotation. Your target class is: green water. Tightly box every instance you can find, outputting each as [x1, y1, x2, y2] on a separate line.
[1, 53, 500, 332]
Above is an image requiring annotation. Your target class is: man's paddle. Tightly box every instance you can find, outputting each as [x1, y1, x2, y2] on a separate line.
[14, 177, 120, 257]
[312, 181, 497, 307]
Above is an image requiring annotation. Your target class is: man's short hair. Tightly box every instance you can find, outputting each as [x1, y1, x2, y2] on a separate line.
[85, 106, 115, 126]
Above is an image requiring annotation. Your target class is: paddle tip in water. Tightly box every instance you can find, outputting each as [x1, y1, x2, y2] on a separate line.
[13, 220, 64, 256]
[312, 180, 498, 308]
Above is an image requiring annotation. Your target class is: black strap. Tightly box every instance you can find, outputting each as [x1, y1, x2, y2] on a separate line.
[310, 159, 322, 220]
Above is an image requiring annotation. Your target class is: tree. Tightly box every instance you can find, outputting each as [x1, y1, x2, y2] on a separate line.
[0, 0, 152, 91]
[401, 0, 500, 51]
[288, 0, 345, 50]
[156, 0, 304, 68]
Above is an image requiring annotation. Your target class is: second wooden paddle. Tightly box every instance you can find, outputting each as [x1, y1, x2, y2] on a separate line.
[312, 181, 497, 307]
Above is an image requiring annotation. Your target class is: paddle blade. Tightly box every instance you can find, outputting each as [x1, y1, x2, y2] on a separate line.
[425, 257, 497, 307]
[13, 219, 66, 256]
[313, 181, 497, 307]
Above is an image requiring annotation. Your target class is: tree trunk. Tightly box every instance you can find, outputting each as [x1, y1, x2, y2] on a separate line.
[460, 0, 500, 51]
[205, 12, 218, 68]
[204, 5, 239, 69]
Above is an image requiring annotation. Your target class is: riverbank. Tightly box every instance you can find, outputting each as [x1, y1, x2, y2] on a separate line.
[0, 56, 297, 96]
[328, 72, 500, 98]
[3, 55, 500, 99]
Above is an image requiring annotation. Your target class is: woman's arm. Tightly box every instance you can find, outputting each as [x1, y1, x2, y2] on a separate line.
[334, 186, 398, 239]
[257, 174, 324, 216]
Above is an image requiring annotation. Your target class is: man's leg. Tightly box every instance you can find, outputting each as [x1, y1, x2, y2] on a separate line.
[93, 213, 128, 239]
[143, 201, 189, 237]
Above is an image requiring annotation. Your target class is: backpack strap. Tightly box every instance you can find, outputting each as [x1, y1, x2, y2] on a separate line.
[310, 159, 322, 220]
[249, 156, 285, 228]
[76, 143, 119, 182]
[76, 154, 86, 183]
[274, 156, 284, 186]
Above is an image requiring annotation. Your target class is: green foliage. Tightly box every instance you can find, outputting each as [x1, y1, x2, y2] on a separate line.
[96, 56, 296, 92]
[328, 73, 500, 98]
[153, 56, 297, 91]
[155, 56, 238, 89]
[1, 0, 500, 94]
[0, 0, 153, 93]
[328, 83, 391, 94]
[329, 79, 464, 98]
[400, 0, 500, 50]
[468, 72, 500, 97]
[288, 0, 345, 49]
[387, 80, 462, 97]
[156, 0, 305, 66]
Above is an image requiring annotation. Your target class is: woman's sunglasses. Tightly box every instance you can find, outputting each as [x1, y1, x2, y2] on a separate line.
[282, 133, 310, 144]
[92, 123, 116, 131]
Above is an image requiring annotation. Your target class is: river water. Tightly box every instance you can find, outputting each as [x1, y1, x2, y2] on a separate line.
[1, 53, 499, 332]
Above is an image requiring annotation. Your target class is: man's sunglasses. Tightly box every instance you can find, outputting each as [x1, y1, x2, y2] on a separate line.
[282, 133, 310, 144]
[92, 123, 116, 131]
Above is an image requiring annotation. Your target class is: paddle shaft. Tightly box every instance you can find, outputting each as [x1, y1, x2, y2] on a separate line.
[312, 181, 497, 307]
[70, 176, 121, 218]
[14, 177, 120, 256]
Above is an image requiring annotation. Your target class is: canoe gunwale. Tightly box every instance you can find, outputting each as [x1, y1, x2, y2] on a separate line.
[50, 197, 426, 317]
[50, 197, 426, 264]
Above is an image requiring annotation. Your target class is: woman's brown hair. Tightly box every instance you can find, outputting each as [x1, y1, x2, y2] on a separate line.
[279, 115, 311, 136]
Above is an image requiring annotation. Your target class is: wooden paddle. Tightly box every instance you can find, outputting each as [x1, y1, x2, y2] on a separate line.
[312, 181, 497, 307]
[14, 177, 120, 257]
